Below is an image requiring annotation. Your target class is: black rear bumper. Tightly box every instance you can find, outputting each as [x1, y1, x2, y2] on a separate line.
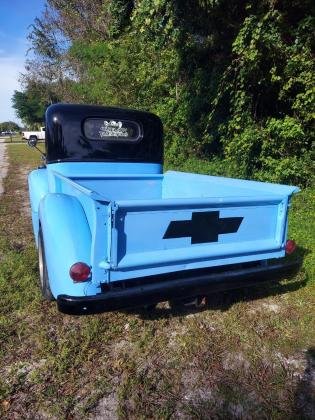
[57, 260, 300, 315]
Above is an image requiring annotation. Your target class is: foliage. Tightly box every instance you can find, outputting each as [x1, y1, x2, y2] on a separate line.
[0, 121, 20, 132]
[17, 0, 315, 185]
[11, 80, 59, 127]
[12, 90, 45, 127]
[215, 6, 315, 184]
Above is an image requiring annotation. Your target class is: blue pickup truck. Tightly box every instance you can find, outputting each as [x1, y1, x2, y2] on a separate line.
[28, 104, 299, 314]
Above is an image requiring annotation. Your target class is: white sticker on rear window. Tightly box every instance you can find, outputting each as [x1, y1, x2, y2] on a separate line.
[99, 120, 129, 138]
[84, 118, 141, 141]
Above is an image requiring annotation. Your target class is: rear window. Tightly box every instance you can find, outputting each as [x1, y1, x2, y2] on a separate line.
[84, 118, 142, 141]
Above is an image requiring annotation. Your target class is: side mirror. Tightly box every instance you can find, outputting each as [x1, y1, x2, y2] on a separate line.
[27, 137, 38, 147]
[26, 136, 46, 162]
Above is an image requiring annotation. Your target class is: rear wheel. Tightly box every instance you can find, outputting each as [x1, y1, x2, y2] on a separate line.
[38, 227, 54, 301]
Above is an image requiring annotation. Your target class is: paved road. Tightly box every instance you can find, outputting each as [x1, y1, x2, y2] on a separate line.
[0, 143, 8, 195]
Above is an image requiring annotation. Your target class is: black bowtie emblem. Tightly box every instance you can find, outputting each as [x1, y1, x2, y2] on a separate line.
[163, 211, 243, 244]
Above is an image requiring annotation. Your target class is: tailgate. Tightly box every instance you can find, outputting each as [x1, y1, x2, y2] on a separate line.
[110, 195, 288, 271]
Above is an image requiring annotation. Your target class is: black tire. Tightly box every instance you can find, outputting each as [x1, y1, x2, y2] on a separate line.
[29, 135, 38, 140]
[38, 227, 54, 301]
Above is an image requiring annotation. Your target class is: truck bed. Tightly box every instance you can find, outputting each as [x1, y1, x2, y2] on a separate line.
[58, 170, 298, 201]
[51, 167, 298, 283]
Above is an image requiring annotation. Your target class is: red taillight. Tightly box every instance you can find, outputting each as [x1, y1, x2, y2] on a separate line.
[69, 262, 91, 282]
[285, 239, 296, 255]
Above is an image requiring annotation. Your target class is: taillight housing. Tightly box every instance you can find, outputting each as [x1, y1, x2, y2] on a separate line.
[285, 239, 296, 255]
[69, 262, 91, 282]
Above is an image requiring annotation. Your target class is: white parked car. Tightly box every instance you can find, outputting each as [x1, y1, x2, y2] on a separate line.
[1, 131, 14, 136]
[22, 127, 45, 141]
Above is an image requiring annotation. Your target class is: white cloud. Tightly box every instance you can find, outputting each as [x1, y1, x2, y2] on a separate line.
[0, 32, 31, 125]
[0, 54, 25, 124]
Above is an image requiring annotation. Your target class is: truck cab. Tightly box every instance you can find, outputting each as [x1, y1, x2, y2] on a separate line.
[28, 104, 299, 314]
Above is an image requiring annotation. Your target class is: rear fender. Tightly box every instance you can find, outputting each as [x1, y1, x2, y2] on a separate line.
[28, 169, 48, 245]
[39, 193, 97, 298]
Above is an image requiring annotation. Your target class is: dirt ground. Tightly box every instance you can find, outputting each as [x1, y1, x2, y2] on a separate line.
[0, 144, 8, 195]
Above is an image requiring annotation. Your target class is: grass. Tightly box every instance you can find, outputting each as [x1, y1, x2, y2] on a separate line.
[0, 135, 25, 143]
[0, 144, 314, 419]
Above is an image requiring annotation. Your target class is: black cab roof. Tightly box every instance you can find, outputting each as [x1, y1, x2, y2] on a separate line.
[45, 103, 163, 164]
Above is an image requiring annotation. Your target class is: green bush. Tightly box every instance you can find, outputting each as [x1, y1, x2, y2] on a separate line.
[23, 0, 315, 186]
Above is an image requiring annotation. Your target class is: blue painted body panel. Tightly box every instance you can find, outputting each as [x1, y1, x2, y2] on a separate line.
[28, 161, 299, 299]
[28, 169, 48, 246]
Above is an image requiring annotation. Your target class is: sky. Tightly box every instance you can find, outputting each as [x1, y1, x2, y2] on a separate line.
[0, 0, 45, 125]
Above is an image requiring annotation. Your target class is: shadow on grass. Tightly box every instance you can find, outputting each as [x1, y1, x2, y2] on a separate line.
[294, 347, 315, 419]
[124, 248, 308, 320]
[123, 243, 310, 320]
[126, 272, 308, 320]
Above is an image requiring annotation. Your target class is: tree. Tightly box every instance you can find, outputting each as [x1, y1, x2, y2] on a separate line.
[19, 0, 315, 185]
[12, 90, 44, 127]
[0, 121, 20, 132]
